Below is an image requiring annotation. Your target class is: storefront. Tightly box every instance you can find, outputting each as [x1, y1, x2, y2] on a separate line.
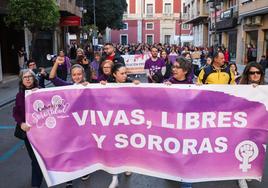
[216, 12, 238, 62]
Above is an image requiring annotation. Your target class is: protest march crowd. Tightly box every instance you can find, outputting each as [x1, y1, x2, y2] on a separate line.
[12, 42, 267, 188]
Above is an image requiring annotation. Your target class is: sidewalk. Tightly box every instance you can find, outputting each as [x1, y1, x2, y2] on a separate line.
[0, 68, 52, 108]
[0, 74, 20, 108]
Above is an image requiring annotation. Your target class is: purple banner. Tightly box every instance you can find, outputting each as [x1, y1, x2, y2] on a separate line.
[25, 84, 268, 186]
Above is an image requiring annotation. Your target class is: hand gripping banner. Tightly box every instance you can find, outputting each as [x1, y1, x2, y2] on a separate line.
[25, 84, 268, 187]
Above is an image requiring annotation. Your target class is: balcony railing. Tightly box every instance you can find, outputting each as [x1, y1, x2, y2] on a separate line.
[189, 3, 209, 20]
[181, 13, 189, 20]
[239, 0, 268, 15]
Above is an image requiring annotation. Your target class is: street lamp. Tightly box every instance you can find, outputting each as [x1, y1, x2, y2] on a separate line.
[80, 7, 87, 26]
[92, 0, 98, 47]
[80, 0, 87, 46]
[93, 0, 96, 27]
[207, 0, 222, 51]
[179, 12, 182, 47]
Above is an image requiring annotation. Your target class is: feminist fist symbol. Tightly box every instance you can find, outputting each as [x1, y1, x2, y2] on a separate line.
[235, 141, 259, 172]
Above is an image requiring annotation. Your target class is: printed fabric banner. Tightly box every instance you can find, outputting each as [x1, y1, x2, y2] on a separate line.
[25, 84, 268, 187]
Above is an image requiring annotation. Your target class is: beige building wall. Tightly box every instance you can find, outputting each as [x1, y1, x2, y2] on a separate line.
[237, 0, 268, 64]
[237, 14, 268, 64]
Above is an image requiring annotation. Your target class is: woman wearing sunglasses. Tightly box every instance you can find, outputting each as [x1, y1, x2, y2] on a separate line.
[238, 62, 265, 188]
[239, 62, 265, 85]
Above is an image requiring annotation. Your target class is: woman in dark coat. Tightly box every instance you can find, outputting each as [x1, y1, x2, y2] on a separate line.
[13, 69, 43, 188]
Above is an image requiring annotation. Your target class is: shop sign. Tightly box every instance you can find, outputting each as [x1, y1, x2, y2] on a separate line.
[220, 9, 233, 20]
[60, 16, 81, 26]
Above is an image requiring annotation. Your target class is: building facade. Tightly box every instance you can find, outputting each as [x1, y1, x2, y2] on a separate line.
[0, 0, 82, 81]
[108, 0, 193, 45]
[0, 0, 25, 81]
[206, 0, 238, 62]
[184, 0, 209, 47]
[237, 0, 268, 64]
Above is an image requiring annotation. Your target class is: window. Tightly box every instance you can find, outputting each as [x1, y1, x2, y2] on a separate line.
[56, 0, 61, 5]
[164, 35, 171, 44]
[146, 35, 154, 45]
[120, 35, 128, 45]
[164, 3, 172, 14]
[182, 24, 190, 30]
[146, 4, 153, 15]
[122, 23, 128, 30]
[146, 23, 154, 30]
[228, 0, 236, 7]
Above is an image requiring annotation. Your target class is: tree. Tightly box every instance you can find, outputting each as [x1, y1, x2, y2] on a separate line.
[83, 0, 127, 32]
[5, 0, 60, 58]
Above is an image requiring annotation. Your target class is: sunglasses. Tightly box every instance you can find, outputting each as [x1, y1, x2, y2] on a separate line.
[248, 71, 261, 75]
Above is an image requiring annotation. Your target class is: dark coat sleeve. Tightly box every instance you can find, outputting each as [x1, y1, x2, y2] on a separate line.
[13, 91, 25, 126]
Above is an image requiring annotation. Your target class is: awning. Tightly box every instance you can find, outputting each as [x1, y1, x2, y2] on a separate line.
[60, 16, 81, 27]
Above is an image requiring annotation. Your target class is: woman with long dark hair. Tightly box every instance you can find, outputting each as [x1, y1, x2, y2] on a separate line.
[238, 62, 265, 188]
[160, 50, 172, 79]
[239, 62, 265, 85]
[104, 63, 139, 188]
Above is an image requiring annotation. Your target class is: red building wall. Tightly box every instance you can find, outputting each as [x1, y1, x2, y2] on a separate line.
[173, 0, 181, 13]
[110, 0, 192, 44]
[111, 20, 138, 44]
[155, 0, 163, 13]
[129, 0, 136, 14]
[175, 20, 192, 35]
[142, 19, 160, 44]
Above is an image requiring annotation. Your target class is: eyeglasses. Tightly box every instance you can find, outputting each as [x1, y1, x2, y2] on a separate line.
[172, 65, 182, 69]
[22, 75, 34, 80]
[249, 71, 261, 75]
[103, 66, 111, 69]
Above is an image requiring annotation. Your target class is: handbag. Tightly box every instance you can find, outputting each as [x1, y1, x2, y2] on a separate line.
[14, 124, 26, 140]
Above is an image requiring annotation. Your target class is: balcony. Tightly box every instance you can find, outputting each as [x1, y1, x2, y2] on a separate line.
[181, 13, 189, 20]
[58, 0, 82, 17]
[239, 0, 268, 16]
[185, 3, 209, 24]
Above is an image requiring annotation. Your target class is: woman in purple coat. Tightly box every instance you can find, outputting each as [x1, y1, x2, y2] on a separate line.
[164, 57, 193, 188]
[165, 57, 193, 85]
[49, 56, 89, 87]
[49, 57, 90, 188]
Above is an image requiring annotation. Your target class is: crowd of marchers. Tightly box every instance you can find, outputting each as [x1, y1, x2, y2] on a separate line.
[13, 42, 266, 188]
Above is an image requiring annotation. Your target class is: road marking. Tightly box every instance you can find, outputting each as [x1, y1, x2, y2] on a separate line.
[0, 141, 24, 161]
[0, 125, 15, 130]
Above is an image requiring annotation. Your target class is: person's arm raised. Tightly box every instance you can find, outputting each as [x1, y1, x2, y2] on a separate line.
[49, 57, 64, 79]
